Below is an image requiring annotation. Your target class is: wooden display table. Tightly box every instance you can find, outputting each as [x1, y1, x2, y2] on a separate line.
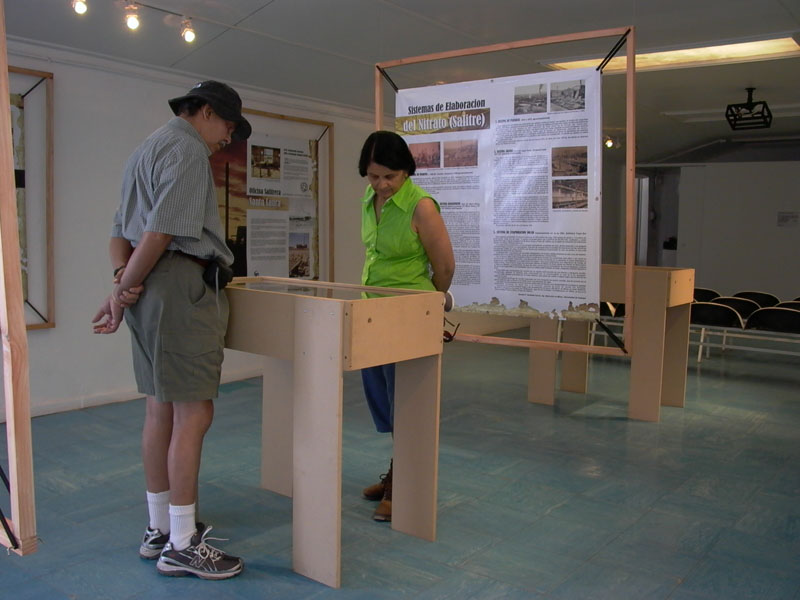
[224, 277, 445, 588]
[555, 265, 694, 421]
[453, 265, 695, 421]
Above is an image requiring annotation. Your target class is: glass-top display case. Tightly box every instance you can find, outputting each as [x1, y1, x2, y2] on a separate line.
[225, 276, 445, 370]
[222, 275, 444, 588]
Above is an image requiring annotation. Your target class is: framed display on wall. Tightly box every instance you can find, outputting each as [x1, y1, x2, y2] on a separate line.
[210, 108, 333, 281]
[9, 65, 54, 330]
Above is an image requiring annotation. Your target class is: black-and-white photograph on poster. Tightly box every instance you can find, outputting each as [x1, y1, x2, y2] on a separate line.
[513, 83, 547, 115]
[550, 79, 586, 112]
[552, 146, 588, 176]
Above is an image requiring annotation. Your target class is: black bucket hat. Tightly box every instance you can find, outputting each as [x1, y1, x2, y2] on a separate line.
[168, 80, 252, 141]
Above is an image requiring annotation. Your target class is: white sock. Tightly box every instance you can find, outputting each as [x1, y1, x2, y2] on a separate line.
[169, 503, 197, 551]
[146, 490, 170, 534]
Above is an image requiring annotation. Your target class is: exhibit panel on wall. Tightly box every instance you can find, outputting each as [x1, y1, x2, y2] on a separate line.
[8, 66, 53, 329]
[211, 109, 333, 281]
[395, 68, 602, 318]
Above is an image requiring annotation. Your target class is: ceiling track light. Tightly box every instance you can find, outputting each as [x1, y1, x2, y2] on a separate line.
[72, 0, 88, 15]
[181, 18, 196, 43]
[124, 2, 140, 31]
[725, 87, 772, 130]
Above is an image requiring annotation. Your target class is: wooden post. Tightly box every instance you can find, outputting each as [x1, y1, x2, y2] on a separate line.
[623, 27, 637, 350]
[560, 320, 590, 393]
[528, 318, 559, 405]
[0, 0, 37, 555]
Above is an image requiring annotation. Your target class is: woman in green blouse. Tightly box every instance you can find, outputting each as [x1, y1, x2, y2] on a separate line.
[357, 131, 455, 522]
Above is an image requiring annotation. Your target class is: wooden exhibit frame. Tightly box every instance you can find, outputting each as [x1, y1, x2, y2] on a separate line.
[225, 276, 445, 587]
[238, 108, 335, 280]
[0, 0, 38, 556]
[9, 65, 54, 330]
[374, 26, 637, 357]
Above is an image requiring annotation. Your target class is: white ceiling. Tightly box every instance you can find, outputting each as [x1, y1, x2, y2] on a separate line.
[5, 0, 800, 162]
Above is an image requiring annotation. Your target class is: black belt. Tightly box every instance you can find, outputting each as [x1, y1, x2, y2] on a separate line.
[172, 250, 210, 269]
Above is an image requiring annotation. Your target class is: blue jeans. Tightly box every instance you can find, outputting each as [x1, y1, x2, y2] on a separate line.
[361, 363, 395, 433]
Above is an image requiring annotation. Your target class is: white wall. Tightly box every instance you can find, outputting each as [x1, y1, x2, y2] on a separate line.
[677, 162, 800, 300]
[601, 152, 626, 264]
[2, 40, 374, 419]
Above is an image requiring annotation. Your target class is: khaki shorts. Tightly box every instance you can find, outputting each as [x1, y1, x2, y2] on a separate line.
[125, 251, 229, 403]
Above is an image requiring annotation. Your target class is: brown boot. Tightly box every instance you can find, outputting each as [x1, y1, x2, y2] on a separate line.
[372, 467, 392, 522]
[362, 460, 392, 501]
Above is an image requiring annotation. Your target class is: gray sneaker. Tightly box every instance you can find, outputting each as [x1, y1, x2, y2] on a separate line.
[156, 525, 243, 580]
[139, 527, 169, 559]
[139, 521, 205, 560]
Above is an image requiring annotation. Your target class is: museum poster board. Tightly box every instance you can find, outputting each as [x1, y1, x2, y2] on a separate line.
[396, 68, 602, 319]
[211, 109, 333, 281]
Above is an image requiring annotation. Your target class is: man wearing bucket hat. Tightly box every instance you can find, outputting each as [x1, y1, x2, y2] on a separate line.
[93, 81, 251, 580]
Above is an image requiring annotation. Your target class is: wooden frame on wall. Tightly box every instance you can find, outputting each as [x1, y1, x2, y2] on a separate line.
[9, 65, 54, 330]
[374, 26, 638, 357]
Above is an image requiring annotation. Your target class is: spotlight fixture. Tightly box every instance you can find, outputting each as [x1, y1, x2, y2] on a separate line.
[725, 87, 772, 130]
[181, 18, 196, 43]
[124, 3, 140, 30]
[72, 0, 88, 14]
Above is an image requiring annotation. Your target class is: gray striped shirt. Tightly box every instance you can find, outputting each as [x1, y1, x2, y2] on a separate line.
[111, 117, 234, 266]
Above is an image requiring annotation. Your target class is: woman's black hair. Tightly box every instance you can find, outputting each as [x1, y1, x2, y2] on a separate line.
[358, 130, 416, 176]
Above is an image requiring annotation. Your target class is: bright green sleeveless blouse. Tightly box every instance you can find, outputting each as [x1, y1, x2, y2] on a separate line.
[360, 177, 439, 290]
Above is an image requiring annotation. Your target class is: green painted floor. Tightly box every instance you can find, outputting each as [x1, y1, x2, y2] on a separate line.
[2, 332, 799, 599]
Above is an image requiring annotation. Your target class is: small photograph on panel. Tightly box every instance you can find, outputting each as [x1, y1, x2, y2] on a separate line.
[443, 139, 478, 167]
[550, 80, 586, 112]
[251, 145, 281, 179]
[409, 141, 441, 169]
[552, 146, 588, 176]
[513, 83, 547, 114]
[552, 179, 588, 209]
[288, 231, 310, 278]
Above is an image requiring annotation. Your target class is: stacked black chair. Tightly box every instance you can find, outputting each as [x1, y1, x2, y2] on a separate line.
[733, 290, 780, 307]
[599, 301, 616, 317]
[745, 307, 800, 335]
[693, 287, 720, 302]
[690, 302, 744, 362]
[776, 301, 800, 311]
[712, 296, 761, 320]
[591, 301, 622, 346]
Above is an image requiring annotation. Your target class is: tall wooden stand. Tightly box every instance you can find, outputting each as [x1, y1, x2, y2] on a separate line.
[225, 278, 443, 587]
[0, 0, 37, 556]
[455, 265, 694, 421]
[537, 265, 693, 420]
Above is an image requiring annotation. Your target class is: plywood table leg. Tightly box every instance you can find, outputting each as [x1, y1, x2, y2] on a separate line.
[528, 318, 559, 405]
[261, 356, 293, 496]
[291, 298, 344, 588]
[393, 354, 440, 541]
[661, 303, 690, 407]
[628, 272, 669, 421]
[560, 320, 589, 393]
